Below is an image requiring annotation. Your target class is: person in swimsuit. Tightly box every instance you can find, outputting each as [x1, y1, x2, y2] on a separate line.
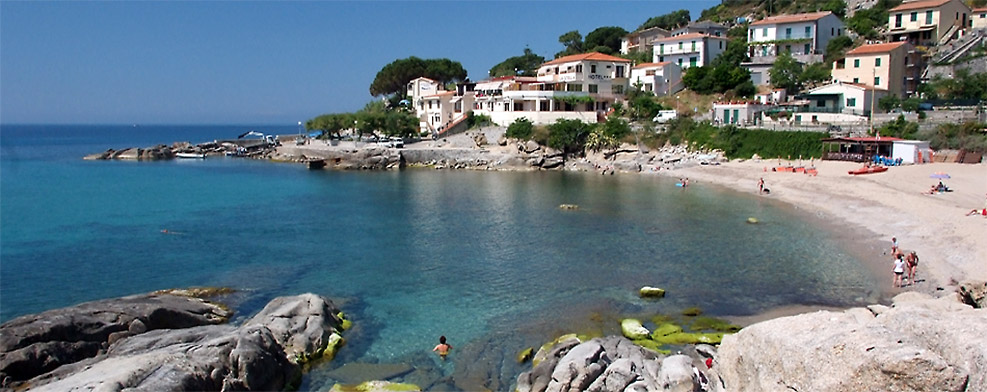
[757, 178, 765, 194]
[433, 335, 452, 359]
[905, 251, 919, 283]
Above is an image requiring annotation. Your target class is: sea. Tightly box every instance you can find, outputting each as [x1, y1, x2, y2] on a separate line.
[0, 124, 883, 390]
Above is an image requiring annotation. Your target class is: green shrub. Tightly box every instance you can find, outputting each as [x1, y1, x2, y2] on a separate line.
[506, 118, 534, 140]
[467, 112, 493, 129]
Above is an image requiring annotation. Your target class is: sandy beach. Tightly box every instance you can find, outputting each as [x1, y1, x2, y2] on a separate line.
[667, 159, 987, 292]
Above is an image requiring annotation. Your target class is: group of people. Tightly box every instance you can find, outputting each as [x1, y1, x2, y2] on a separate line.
[678, 178, 690, 187]
[890, 237, 920, 288]
[927, 181, 950, 194]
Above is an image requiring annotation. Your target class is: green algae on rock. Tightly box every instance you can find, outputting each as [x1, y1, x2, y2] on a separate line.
[652, 332, 725, 345]
[690, 316, 741, 332]
[650, 323, 683, 339]
[639, 286, 666, 298]
[681, 307, 703, 317]
[329, 380, 422, 392]
[517, 347, 534, 363]
[620, 319, 651, 340]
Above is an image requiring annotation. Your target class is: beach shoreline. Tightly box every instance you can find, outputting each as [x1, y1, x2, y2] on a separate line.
[278, 129, 986, 326]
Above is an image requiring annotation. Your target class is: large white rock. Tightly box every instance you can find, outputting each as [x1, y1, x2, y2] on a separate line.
[716, 292, 985, 392]
[620, 319, 650, 340]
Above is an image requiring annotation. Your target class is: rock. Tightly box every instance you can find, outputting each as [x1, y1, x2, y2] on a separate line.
[518, 334, 581, 392]
[620, 319, 650, 340]
[558, 204, 579, 210]
[0, 292, 230, 384]
[3, 292, 344, 392]
[518, 347, 534, 363]
[83, 150, 114, 160]
[243, 293, 343, 363]
[113, 147, 141, 160]
[329, 380, 422, 392]
[545, 340, 606, 392]
[746, 217, 759, 224]
[542, 156, 564, 169]
[714, 292, 984, 392]
[518, 337, 676, 392]
[650, 323, 682, 339]
[473, 132, 488, 147]
[524, 140, 541, 154]
[497, 136, 508, 146]
[958, 280, 986, 308]
[656, 355, 698, 392]
[639, 286, 665, 298]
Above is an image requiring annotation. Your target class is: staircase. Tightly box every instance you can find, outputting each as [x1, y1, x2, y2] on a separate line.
[935, 31, 985, 64]
[937, 24, 960, 47]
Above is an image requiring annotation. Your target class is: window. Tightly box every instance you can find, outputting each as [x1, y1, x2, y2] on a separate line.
[817, 100, 825, 107]
[615, 65, 625, 78]
[874, 76, 881, 86]
[689, 57, 697, 67]
[659, 44, 664, 54]
[719, 41, 723, 49]
[612, 85, 624, 94]
[732, 109, 739, 124]
[831, 27, 834, 35]
[785, 27, 792, 39]
[847, 98, 856, 107]
[678, 58, 683, 66]
[575, 65, 583, 73]
[762, 47, 768, 56]
[804, 43, 811, 54]
[805, 26, 811, 37]
[588, 84, 598, 93]
[875, 58, 882, 67]
[762, 28, 768, 37]
[895, 14, 902, 28]
[910, 11, 917, 21]
[853, 77, 860, 83]
[645, 70, 655, 76]
[691, 41, 696, 51]
[926, 10, 933, 24]
[644, 83, 653, 92]
[854, 59, 860, 68]
[659, 56, 664, 62]
[591, 64, 597, 73]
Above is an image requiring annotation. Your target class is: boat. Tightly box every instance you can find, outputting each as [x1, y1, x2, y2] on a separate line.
[848, 166, 888, 175]
[175, 152, 206, 159]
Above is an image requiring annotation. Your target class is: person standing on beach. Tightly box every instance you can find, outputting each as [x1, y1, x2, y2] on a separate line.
[906, 251, 919, 283]
[891, 237, 899, 255]
[892, 254, 906, 288]
[758, 178, 765, 194]
[433, 335, 452, 360]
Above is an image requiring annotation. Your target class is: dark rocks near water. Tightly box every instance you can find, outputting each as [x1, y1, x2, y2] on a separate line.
[0, 291, 345, 391]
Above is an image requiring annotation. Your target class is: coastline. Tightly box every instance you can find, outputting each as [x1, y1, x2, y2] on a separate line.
[278, 129, 986, 325]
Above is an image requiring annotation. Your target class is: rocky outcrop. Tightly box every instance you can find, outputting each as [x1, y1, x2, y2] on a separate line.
[958, 280, 986, 308]
[516, 336, 717, 392]
[0, 292, 231, 384]
[0, 292, 345, 391]
[273, 146, 403, 170]
[715, 291, 987, 392]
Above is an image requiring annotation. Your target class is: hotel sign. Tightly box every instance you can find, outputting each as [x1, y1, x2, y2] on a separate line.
[589, 74, 611, 80]
[559, 74, 577, 82]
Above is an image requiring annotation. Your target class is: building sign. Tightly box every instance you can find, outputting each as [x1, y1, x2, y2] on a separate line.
[559, 74, 577, 82]
[589, 74, 612, 80]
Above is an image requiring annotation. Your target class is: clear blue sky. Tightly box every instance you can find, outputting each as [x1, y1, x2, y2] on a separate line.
[1, 1, 720, 125]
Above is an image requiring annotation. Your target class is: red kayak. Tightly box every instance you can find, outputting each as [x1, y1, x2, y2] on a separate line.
[848, 166, 888, 175]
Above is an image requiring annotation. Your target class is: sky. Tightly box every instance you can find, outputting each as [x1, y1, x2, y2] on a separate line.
[1, 1, 720, 125]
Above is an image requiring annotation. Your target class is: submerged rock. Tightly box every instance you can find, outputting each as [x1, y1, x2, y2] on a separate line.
[639, 286, 666, 298]
[620, 319, 650, 340]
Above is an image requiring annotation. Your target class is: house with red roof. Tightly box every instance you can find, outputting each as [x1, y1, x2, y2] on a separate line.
[629, 62, 683, 96]
[831, 41, 924, 97]
[801, 80, 888, 119]
[620, 26, 670, 55]
[743, 11, 845, 85]
[970, 7, 987, 30]
[887, 0, 970, 45]
[653, 33, 728, 69]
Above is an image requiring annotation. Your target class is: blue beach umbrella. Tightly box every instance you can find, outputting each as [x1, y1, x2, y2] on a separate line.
[929, 172, 950, 179]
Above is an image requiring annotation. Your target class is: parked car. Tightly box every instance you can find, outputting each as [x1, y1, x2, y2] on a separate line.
[389, 137, 404, 148]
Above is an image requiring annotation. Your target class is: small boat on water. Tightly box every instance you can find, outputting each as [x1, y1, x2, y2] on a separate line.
[175, 152, 206, 159]
[848, 166, 888, 175]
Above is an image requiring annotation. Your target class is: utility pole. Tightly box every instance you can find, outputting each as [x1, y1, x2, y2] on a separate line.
[870, 68, 876, 136]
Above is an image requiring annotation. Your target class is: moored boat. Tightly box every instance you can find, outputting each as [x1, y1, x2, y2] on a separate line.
[175, 152, 206, 159]
[848, 166, 888, 175]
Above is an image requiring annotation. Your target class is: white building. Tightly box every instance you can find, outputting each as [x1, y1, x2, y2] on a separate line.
[653, 33, 728, 69]
[670, 21, 728, 37]
[712, 101, 771, 125]
[469, 52, 632, 126]
[407, 77, 442, 103]
[629, 62, 683, 96]
[802, 81, 889, 117]
[744, 11, 845, 86]
[892, 140, 933, 164]
[974, 7, 987, 30]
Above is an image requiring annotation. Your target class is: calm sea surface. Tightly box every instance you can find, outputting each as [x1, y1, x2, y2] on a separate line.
[1, 125, 882, 390]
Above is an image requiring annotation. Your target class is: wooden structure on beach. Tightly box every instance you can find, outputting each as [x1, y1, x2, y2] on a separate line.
[821, 136, 902, 162]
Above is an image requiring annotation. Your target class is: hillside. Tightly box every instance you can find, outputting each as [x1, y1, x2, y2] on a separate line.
[698, 0, 837, 23]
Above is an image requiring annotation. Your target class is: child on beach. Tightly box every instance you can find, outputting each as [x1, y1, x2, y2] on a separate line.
[891, 237, 899, 256]
[433, 336, 452, 359]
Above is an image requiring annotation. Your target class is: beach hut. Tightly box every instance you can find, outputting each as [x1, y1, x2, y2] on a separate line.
[891, 140, 933, 164]
[821, 136, 902, 162]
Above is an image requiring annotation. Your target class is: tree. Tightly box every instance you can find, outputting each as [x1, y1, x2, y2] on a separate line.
[822, 0, 847, 18]
[637, 10, 691, 31]
[584, 26, 628, 55]
[369, 57, 467, 97]
[769, 51, 803, 95]
[878, 95, 901, 112]
[556, 30, 583, 58]
[824, 36, 854, 62]
[629, 94, 664, 120]
[547, 119, 592, 158]
[489, 48, 546, 77]
[506, 117, 534, 139]
[683, 66, 714, 94]
[799, 62, 832, 88]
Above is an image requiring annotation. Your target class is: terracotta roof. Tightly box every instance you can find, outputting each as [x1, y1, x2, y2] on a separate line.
[846, 136, 905, 142]
[423, 91, 455, 98]
[843, 82, 890, 91]
[542, 52, 631, 66]
[655, 32, 726, 42]
[845, 41, 909, 55]
[750, 11, 833, 26]
[890, 0, 953, 12]
[973, 7, 987, 12]
[633, 62, 671, 68]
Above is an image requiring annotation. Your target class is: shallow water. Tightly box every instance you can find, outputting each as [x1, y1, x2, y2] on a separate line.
[0, 125, 882, 390]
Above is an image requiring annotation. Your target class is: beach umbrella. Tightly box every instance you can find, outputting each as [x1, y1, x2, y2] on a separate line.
[929, 172, 951, 179]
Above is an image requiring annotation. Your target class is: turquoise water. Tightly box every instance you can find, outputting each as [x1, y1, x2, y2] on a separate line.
[1, 125, 881, 390]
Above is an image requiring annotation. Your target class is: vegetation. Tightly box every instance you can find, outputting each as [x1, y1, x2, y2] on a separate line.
[466, 112, 493, 129]
[586, 116, 632, 152]
[506, 117, 534, 139]
[800, 62, 832, 89]
[547, 119, 593, 158]
[626, 88, 666, 121]
[369, 57, 467, 97]
[876, 115, 920, 139]
[824, 36, 854, 62]
[918, 70, 987, 100]
[637, 10, 691, 31]
[640, 117, 827, 159]
[846, 0, 902, 40]
[699, 0, 841, 22]
[681, 25, 753, 96]
[584, 26, 628, 55]
[489, 48, 546, 77]
[769, 51, 803, 95]
[556, 30, 584, 58]
[919, 121, 987, 151]
[306, 100, 419, 139]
